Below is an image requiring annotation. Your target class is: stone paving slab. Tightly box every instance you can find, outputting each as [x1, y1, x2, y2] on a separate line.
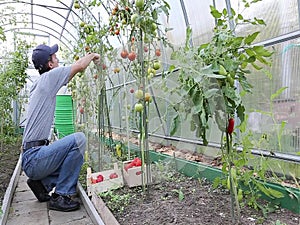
[6, 172, 96, 225]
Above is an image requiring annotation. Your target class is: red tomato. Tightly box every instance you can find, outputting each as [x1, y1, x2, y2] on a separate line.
[133, 157, 142, 167]
[96, 174, 104, 182]
[124, 162, 134, 171]
[79, 107, 84, 114]
[109, 172, 118, 179]
[227, 118, 234, 135]
[155, 49, 161, 57]
[120, 50, 128, 59]
[128, 52, 136, 61]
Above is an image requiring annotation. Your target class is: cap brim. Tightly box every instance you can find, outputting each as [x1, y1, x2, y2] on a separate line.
[50, 44, 58, 55]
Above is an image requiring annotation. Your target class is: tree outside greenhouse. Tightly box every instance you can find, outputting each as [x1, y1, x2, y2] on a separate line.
[0, 1, 299, 225]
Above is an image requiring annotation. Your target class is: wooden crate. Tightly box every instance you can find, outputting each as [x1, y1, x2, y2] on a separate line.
[122, 160, 152, 187]
[87, 163, 124, 196]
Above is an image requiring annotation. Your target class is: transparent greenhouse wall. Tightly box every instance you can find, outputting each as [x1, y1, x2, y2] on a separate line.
[102, 0, 300, 162]
[244, 40, 300, 155]
[231, 0, 299, 41]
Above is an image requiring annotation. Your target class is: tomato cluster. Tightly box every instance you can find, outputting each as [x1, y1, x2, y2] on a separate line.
[91, 172, 119, 184]
[124, 157, 142, 171]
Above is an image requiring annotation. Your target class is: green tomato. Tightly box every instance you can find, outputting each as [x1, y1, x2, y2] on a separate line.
[226, 74, 234, 87]
[226, 176, 231, 190]
[134, 103, 143, 112]
[151, 23, 157, 31]
[135, 0, 144, 10]
[131, 13, 138, 24]
[238, 189, 243, 202]
[219, 65, 227, 75]
[147, 67, 155, 74]
[134, 89, 143, 99]
[153, 62, 161, 70]
[79, 21, 85, 27]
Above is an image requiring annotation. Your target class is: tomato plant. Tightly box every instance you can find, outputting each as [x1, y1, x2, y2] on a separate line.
[169, 3, 274, 223]
[0, 39, 30, 143]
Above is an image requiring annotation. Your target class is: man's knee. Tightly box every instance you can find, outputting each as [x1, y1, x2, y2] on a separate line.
[74, 132, 86, 155]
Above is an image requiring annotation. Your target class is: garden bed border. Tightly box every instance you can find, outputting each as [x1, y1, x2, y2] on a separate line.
[102, 137, 300, 214]
[0, 155, 21, 225]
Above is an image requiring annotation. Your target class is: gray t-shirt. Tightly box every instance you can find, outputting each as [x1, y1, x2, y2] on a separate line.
[22, 66, 71, 144]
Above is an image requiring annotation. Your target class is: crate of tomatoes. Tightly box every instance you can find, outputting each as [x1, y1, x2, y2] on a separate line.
[86, 163, 124, 196]
[122, 157, 152, 187]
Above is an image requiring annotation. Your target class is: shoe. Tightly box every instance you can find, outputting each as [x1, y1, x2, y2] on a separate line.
[27, 179, 51, 202]
[49, 194, 80, 212]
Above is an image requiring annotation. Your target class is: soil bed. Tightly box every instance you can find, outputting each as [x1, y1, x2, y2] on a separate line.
[0, 139, 21, 207]
[96, 135, 300, 225]
[100, 174, 299, 225]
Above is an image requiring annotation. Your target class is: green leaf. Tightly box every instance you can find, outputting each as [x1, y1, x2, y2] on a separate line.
[170, 114, 180, 136]
[247, 55, 256, 63]
[210, 6, 222, 19]
[278, 121, 287, 139]
[256, 181, 284, 199]
[204, 88, 219, 98]
[256, 55, 269, 65]
[178, 190, 185, 201]
[244, 32, 260, 45]
[190, 120, 196, 131]
[254, 17, 266, 25]
[185, 26, 193, 49]
[263, 69, 273, 80]
[232, 36, 244, 47]
[251, 62, 263, 70]
[222, 8, 227, 16]
[245, 48, 255, 56]
[255, 109, 272, 117]
[237, 104, 245, 123]
[253, 45, 273, 57]
[172, 189, 185, 201]
[237, 14, 243, 20]
[271, 87, 288, 101]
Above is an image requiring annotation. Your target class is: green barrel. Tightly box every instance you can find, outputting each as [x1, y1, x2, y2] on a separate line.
[54, 95, 75, 138]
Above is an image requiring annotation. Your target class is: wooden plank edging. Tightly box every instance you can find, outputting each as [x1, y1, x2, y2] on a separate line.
[91, 191, 120, 225]
[77, 182, 106, 225]
[0, 155, 22, 225]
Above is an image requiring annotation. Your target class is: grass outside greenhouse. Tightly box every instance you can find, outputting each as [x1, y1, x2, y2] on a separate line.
[1, 0, 300, 225]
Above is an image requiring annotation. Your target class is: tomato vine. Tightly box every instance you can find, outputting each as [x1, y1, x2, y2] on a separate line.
[168, 2, 275, 223]
[0, 40, 30, 143]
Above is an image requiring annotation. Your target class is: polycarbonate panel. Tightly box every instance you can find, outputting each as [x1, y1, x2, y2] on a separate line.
[243, 40, 300, 154]
[0, 0, 79, 51]
[161, 0, 187, 46]
[183, 0, 216, 45]
[232, 0, 299, 43]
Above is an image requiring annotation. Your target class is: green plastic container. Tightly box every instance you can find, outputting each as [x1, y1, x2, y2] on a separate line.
[54, 95, 75, 138]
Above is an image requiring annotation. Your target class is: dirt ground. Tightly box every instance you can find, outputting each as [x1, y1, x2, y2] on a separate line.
[101, 173, 300, 225]
[0, 140, 21, 208]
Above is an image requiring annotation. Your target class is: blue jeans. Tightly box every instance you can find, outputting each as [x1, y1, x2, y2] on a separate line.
[21, 132, 86, 196]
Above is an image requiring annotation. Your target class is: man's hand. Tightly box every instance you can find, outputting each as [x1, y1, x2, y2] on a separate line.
[69, 53, 101, 81]
[92, 53, 101, 66]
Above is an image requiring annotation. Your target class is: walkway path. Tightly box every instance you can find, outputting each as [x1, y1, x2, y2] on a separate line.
[4, 170, 105, 225]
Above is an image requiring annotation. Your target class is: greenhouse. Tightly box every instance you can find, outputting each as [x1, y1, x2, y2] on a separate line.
[0, 0, 299, 224]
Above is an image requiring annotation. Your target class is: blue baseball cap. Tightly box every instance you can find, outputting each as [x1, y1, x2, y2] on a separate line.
[32, 44, 58, 70]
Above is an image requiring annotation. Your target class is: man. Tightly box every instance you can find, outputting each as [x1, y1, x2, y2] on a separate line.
[21, 44, 100, 212]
